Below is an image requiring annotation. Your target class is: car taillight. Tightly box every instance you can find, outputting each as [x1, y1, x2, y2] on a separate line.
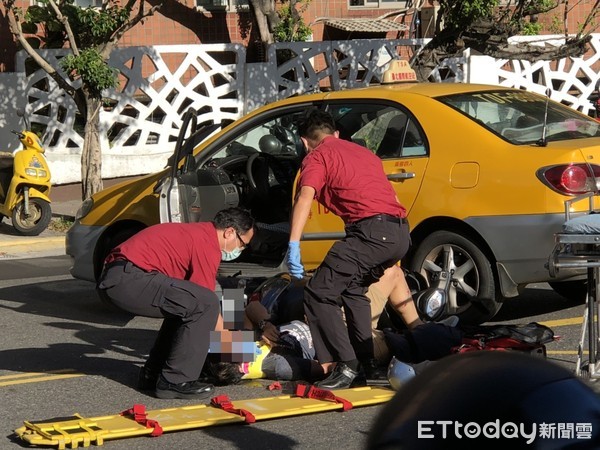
[538, 164, 600, 194]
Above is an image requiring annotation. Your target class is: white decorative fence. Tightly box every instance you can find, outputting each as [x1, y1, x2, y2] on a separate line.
[0, 34, 598, 184]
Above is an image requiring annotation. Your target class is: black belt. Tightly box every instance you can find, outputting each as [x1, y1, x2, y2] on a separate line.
[354, 214, 407, 225]
[105, 259, 129, 270]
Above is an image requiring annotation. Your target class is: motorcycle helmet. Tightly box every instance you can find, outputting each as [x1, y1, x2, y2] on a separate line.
[387, 356, 415, 391]
[368, 351, 600, 449]
[415, 286, 448, 321]
[259, 134, 283, 154]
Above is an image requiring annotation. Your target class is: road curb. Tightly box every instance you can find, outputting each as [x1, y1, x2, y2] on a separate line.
[0, 235, 66, 259]
[0, 236, 65, 247]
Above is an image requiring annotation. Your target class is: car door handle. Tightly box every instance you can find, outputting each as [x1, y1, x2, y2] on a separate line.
[387, 172, 416, 180]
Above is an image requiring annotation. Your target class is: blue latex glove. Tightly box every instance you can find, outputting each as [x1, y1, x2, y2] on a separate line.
[287, 241, 305, 279]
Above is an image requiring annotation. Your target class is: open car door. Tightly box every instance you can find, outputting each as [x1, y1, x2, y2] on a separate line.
[159, 108, 222, 223]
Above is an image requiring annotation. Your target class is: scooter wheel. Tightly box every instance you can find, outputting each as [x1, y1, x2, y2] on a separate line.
[12, 198, 52, 236]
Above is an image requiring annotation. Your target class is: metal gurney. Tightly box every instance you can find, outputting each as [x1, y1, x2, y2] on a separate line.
[548, 192, 600, 378]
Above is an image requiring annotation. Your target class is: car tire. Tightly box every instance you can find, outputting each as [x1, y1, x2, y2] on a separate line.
[549, 280, 587, 304]
[409, 230, 501, 325]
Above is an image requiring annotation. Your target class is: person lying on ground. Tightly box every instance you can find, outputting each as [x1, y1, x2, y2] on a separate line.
[209, 265, 431, 385]
[208, 320, 326, 385]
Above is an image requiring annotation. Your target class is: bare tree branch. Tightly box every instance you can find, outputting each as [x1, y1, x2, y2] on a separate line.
[99, 0, 163, 58]
[3, 0, 79, 98]
[564, 0, 569, 37]
[413, 0, 596, 81]
[577, 0, 600, 37]
[46, 0, 80, 56]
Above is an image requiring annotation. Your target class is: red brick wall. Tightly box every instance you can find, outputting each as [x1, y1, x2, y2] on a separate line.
[535, 1, 596, 34]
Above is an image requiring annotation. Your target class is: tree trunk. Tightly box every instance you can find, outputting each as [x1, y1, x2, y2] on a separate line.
[249, 0, 274, 45]
[81, 96, 104, 200]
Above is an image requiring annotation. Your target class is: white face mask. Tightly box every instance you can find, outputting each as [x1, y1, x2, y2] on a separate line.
[221, 247, 242, 261]
[221, 232, 243, 261]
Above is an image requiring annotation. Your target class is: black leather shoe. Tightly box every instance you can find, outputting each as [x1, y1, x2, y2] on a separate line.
[155, 375, 215, 400]
[361, 358, 387, 381]
[314, 363, 364, 390]
[138, 366, 160, 391]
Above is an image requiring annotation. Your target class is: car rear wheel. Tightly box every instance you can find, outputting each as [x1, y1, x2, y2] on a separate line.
[409, 230, 501, 325]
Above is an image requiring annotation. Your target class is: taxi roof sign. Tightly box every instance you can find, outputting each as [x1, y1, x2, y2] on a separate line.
[382, 59, 417, 84]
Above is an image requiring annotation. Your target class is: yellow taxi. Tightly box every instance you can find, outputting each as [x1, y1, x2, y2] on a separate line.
[66, 62, 600, 324]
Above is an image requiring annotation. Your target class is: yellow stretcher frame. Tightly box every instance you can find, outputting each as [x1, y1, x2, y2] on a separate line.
[15, 385, 394, 449]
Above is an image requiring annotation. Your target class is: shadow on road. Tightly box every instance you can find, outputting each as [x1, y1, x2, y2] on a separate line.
[0, 278, 133, 325]
[0, 278, 159, 387]
[492, 284, 584, 322]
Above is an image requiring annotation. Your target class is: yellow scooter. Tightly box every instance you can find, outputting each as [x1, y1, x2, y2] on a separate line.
[0, 125, 52, 236]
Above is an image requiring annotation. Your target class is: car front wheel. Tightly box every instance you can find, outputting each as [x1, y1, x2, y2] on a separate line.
[409, 230, 501, 325]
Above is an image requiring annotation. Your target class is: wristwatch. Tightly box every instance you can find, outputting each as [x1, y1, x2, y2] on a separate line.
[257, 319, 269, 331]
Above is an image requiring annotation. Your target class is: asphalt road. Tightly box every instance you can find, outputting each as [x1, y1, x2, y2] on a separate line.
[0, 256, 597, 449]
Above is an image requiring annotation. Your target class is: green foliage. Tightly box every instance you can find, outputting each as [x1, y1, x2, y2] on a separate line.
[534, 0, 557, 10]
[437, 0, 565, 37]
[25, 0, 130, 48]
[521, 21, 542, 35]
[73, 4, 130, 46]
[441, 0, 499, 30]
[548, 15, 562, 34]
[60, 48, 118, 97]
[21, 0, 129, 99]
[273, 0, 312, 42]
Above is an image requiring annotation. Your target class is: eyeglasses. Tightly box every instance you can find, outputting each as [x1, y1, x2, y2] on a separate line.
[235, 231, 249, 249]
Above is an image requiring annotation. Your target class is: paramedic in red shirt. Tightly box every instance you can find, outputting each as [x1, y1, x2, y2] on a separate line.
[98, 207, 255, 400]
[288, 109, 410, 390]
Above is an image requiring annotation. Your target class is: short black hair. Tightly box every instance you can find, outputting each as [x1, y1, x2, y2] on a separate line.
[208, 361, 244, 385]
[213, 207, 255, 235]
[297, 109, 336, 140]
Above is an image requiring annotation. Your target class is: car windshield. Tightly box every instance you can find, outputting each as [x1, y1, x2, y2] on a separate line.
[437, 90, 600, 145]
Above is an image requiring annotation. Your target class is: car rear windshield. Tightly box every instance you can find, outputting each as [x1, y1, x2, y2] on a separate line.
[437, 90, 600, 145]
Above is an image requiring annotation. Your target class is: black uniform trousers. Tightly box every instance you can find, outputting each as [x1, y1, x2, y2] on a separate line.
[98, 261, 220, 384]
[304, 214, 410, 364]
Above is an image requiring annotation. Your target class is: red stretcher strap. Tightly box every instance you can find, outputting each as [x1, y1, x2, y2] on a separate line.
[211, 395, 256, 424]
[295, 384, 353, 411]
[120, 404, 163, 437]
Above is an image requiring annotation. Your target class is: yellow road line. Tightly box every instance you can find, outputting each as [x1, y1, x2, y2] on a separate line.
[0, 369, 84, 386]
[547, 350, 581, 355]
[0, 369, 77, 380]
[539, 317, 584, 327]
[0, 373, 83, 386]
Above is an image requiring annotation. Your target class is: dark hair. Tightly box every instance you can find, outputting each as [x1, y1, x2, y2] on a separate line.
[297, 109, 336, 140]
[209, 361, 244, 385]
[213, 207, 255, 234]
